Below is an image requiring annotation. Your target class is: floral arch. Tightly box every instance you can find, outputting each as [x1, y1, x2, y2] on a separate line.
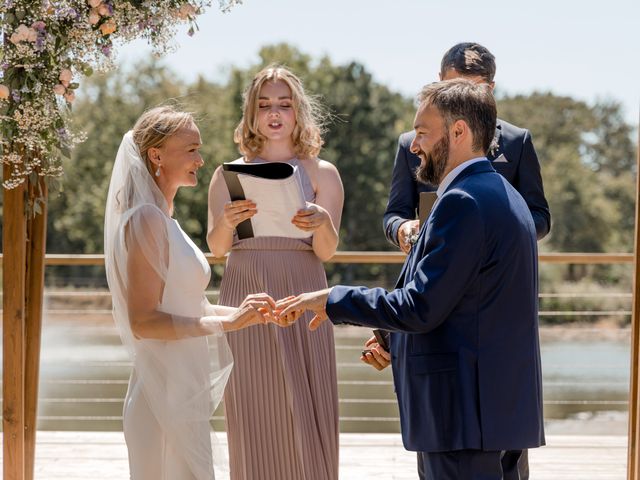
[0, 2, 239, 479]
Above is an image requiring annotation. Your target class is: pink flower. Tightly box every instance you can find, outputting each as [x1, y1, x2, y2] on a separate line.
[31, 21, 46, 31]
[177, 3, 197, 19]
[9, 24, 37, 44]
[26, 27, 38, 42]
[99, 19, 117, 35]
[0, 85, 10, 100]
[64, 91, 76, 103]
[59, 69, 73, 87]
[53, 84, 66, 95]
[97, 3, 110, 16]
[87, 0, 102, 7]
[88, 10, 100, 25]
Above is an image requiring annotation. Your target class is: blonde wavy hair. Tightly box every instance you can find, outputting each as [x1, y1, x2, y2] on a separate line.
[234, 65, 325, 160]
[132, 105, 195, 176]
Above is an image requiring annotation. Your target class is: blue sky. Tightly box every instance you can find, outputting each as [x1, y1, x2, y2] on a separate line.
[117, 0, 639, 125]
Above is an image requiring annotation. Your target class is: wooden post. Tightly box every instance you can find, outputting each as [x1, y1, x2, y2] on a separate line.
[24, 178, 48, 480]
[628, 112, 640, 480]
[2, 164, 27, 480]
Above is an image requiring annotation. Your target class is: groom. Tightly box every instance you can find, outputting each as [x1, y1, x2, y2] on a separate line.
[278, 79, 544, 479]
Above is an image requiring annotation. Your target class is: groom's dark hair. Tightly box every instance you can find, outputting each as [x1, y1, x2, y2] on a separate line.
[418, 79, 497, 154]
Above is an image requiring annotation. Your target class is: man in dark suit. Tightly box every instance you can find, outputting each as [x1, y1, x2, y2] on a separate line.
[277, 79, 545, 480]
[385, 42, 550, 254]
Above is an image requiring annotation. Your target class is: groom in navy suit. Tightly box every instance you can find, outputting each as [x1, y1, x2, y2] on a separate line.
[384, 42, 550, 254]
[278, 79, 545, 479]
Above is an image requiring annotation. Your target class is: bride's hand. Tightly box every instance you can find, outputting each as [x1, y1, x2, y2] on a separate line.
[223, 293, 276, 332]
[291, 203, 330, 233]
[222, 200, 257, 230]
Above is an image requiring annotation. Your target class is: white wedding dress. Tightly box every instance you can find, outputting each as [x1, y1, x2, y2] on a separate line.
[105, 132, 233, 480]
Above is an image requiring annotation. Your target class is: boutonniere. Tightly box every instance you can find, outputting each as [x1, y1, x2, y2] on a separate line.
[489, 128, 500, 157]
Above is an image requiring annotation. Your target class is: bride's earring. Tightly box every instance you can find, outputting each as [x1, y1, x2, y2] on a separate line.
[155, 164, 161, 177]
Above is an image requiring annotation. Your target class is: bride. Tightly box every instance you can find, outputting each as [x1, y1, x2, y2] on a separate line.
[104, 106, 276, 479]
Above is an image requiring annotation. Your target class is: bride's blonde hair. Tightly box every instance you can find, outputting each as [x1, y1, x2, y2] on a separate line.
[132, 106, 194, 176]
[234, 65, 325, 160]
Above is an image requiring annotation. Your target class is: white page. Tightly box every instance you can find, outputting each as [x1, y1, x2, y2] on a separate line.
[237, 166, 312, 239]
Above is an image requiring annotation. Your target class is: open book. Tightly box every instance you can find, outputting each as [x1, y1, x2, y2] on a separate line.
[222, 161, 311, 240]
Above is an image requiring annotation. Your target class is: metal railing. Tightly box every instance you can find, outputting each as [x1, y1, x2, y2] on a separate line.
[0, 252, 634, 432]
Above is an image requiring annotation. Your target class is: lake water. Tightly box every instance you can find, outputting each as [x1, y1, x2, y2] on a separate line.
[2, 317, 626, 435]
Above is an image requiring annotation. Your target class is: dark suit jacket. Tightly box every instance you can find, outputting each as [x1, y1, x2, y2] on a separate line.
[383, 120, 551, 245]
[328, 160, 545, 453]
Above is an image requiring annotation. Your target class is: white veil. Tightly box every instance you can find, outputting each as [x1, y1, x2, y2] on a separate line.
[104, 131, 233, 478]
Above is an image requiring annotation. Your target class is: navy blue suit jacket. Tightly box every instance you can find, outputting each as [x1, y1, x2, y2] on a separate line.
[328, 160, 545, 453]
[383, 120, 551, 245]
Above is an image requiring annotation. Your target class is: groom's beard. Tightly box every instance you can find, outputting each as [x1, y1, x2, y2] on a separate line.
[415, 134, 450, 186]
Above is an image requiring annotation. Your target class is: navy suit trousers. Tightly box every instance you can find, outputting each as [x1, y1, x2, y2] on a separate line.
[417, 449, 529, 480]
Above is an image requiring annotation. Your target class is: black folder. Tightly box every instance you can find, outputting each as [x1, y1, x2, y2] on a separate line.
[418, 191, 438, 224]
[221, 162, 297, 240]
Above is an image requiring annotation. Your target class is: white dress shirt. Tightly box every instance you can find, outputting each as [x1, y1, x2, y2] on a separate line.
[436, 157, 487, 198]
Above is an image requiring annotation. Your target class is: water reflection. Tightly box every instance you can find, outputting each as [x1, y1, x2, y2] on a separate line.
[1, 317, 631, 435]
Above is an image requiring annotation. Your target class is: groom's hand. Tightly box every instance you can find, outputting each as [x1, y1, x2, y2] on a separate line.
[361, 335, 391, 371]
[277, 288, 332, 330]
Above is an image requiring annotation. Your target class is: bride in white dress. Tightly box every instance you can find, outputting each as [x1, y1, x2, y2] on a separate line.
[104, 106, 276, 480]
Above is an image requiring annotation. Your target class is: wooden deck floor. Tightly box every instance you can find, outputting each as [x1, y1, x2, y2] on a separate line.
[1, 432, 628, 479]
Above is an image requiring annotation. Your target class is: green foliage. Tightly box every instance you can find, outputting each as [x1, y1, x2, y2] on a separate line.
[498, 92, 637, 282]
[34, 45, 638, 290]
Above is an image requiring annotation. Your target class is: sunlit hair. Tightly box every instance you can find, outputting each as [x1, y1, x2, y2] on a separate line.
[132, 105, 195, 176]
[234, 65, 325, 160]
[440, 42, 496, 83]
[418, 79, 497, 154]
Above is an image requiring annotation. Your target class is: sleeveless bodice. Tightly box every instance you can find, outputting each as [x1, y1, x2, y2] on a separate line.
[160, 219, 211, 317]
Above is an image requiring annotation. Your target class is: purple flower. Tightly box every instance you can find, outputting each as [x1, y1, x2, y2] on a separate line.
[101, 45, 112, 56]
[11, 90, 21, 102]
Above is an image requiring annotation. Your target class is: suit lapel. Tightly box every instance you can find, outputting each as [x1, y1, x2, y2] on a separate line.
[394, 161, 494, 288]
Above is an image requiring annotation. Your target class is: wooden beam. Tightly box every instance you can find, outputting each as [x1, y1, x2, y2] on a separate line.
[2, 164, 27, 480]
[627, 110, 640, 480]
[0, 251, 635, 267]
[24, 178, 48, 480]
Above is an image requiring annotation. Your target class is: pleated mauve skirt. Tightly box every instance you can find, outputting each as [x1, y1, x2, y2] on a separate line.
[219, 237, 339, 480]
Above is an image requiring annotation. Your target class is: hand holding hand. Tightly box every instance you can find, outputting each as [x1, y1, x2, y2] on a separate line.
[397, 219, 419, 254]
[224, 293, 276, 332]
[276, 288, 331, 330]
[291, 203, 330, 233]
[222, 200, 257, 231]
[360, 335, 391, 371]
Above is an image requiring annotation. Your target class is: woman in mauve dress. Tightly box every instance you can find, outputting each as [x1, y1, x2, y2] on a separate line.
[207, 65, 344, 480]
